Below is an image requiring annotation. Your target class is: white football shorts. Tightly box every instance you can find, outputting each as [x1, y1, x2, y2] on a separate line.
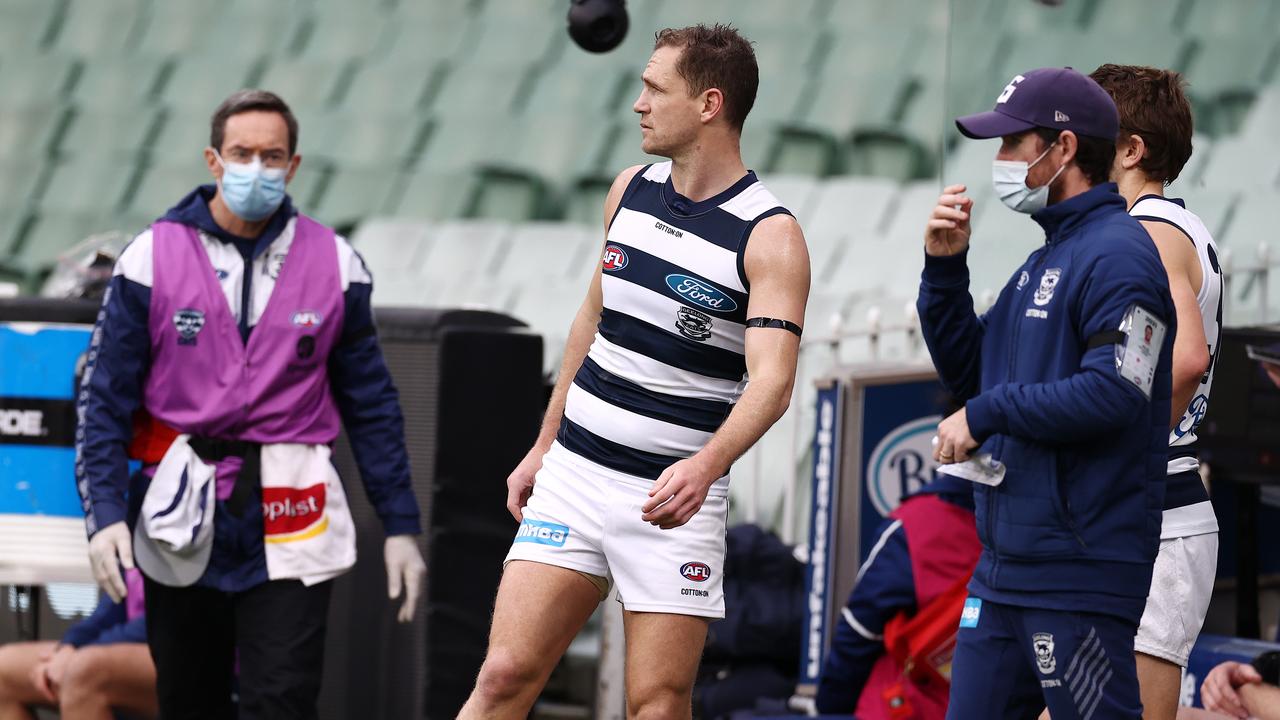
[1134, 530, 1218, 666]
[503, 441, 728, 619]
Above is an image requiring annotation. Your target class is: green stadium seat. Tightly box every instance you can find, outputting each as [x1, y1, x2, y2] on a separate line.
[0, 162, 46, 209]
[747, 70, 809, 127]
[150, 110, 220, 162]
[1220, 191, 1277, 249]
[0, 205, 28, 263]
[1169, 188, 1237, 239]
[496, 222, 595, 281]
[470, 173, 548, 222]
[757, 175, 820, 224]
[50, 0, 147, 55]
[417, 220, 511, 279]
[300, 112, 429, 166]
[35, 157, 133, 215]
[255, 59, 350, 113]
[295, 9, 395, 61]
[507, 283, 589, 374]
[159, 56, 259, 111]
[0, 1, 60, 51]
[562, 177, 612, 227]
[431, 277, 520, 313]
[942, 137, 1000, 194]
[380, 12, 476, 66]
[349, 218, 433, 282]
[124, 161, 211, 215]
[1082, 0, 1183, 34]
[340, 59, 443, 113]
[0, 56, 78, 107]
[390, 167, 479, 220]
[132, 2, 223, 56]
[993, 0, 1086, 34]
[307, 165, 405, 227]
[1197, 136, 1280, 191]
[460, 17, 565, 67]
[827, 0, 952, 33]
[744, 24, 824, 77]
[483, 112, 614, 189]
[523, 55, 628, 118]
[1238, 85, 1280, 149]
[186, 7, 304, 59]
[417, 113, 518, 172]
[1182, 0, 1280, 37]
[428, 62, 530, 116]
[0, 106, 70, 161]
[57, 106, 164, 161]
[803, 176, 899, 278]
[882, 179, 946, 242]
[1183, 34, 1280, 134]
[995, 30, 1190, 85]
[10, 211, 150, 276]
[68, 57, 169, 108]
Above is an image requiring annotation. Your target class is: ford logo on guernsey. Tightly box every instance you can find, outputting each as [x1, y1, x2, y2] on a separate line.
[680, 561, 712, 582]
[665, 274, 737, 313]
[514, 519, 570, 547]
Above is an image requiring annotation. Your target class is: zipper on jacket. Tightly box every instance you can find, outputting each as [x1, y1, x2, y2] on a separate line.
[238, 250, 253, 342]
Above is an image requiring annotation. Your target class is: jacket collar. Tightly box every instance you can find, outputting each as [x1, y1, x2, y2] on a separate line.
[1031, 182, 1126, 243]
[160, 184, 297, 259]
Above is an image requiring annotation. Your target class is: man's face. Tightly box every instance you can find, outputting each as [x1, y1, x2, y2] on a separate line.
[633, 45, 703, 157]
[206, 110, 299, 185]
[997, 130, 1063, 190]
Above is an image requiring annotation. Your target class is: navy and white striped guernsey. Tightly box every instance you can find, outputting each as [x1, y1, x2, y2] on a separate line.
[557, 162, 792, 494]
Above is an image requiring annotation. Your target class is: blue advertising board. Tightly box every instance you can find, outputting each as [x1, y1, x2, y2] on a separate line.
[798, 381, 844, 685]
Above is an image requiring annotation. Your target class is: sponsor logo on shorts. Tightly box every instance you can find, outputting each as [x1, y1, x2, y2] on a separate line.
[602, 245, 628, 271]
[1033, 632, 1057, 674]
[665, 274, 737, 313]
[514, 519, 570, 547]
[959, 597, 982, 628]
[680, 561, 711, 582]
[681, 588, 709, 597]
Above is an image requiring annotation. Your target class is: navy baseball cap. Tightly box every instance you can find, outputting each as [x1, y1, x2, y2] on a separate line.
[955, 67, 1120, 141]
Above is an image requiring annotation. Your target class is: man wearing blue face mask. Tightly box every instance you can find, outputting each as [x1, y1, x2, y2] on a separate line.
[916, 67, 1177, 719]
[76, 89, 426, 719]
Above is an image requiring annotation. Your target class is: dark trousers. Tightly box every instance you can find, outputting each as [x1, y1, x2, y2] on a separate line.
[143, 575, 332, 720]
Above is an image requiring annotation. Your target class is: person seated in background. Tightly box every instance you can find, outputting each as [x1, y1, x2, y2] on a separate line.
[1179, 653, 1280, 720]
[0, 569, 156, 719]
[816, 472, 979, 718]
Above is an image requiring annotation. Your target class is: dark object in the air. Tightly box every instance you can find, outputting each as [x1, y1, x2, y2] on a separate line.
[568, 0, 628, 53]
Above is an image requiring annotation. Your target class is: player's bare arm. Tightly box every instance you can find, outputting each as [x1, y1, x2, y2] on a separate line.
[1142, 219, 1210, 429]
[505, 164, 645, 521]
[641, 213, 810, 529]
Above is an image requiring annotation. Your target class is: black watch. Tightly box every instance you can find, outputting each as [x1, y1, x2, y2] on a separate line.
[1252, 650, 1280, 686]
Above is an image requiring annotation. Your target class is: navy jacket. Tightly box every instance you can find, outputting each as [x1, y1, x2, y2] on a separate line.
[60, 595, 146, 648]
[917, 183, 1175, 624]
[77, 186, 420, 592]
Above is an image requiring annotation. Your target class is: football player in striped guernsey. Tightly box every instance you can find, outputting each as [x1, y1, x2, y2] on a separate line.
[460, 24, 810, 720]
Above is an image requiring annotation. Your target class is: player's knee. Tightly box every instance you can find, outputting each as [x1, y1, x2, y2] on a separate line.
[627, 682, 691, 720]
[473, 648, 541, 702]
[0, 645, 33, 694]
[59, 647, 109, 700]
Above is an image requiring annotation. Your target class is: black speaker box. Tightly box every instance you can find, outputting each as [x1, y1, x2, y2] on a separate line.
[319, 308, 543, 720]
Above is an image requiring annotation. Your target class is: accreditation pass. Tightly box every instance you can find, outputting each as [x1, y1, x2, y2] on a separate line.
[1117, 304, 1166, 399]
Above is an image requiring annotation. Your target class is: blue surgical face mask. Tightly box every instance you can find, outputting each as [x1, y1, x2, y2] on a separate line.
[992, 141, 1065, 215]
[214, 152, 288, 222]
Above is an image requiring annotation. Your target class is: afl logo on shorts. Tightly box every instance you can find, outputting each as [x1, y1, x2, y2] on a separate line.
[602, 245, 628, 271]
[680, 561, 711, 582]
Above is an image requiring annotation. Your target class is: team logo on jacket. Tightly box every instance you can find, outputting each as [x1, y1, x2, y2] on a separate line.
[291, 311, 323, 328]
[680, 561, 712, 582]
[1016, 270, 1030, 290]
[665, 274, 738, 313]
[268, 253, 287, 280]
[172, 309, 205, 345]
[675, 307, 713, 341]
[602, 245, 628, 271]
[1032, 632, 1056, 674]
[1033, 268, 1062, 306]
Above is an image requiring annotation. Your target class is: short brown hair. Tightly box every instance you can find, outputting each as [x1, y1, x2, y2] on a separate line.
[1032, 127, 1115, 187]
[210, 89, 299, 156]
[1089, 64, 1194, 184]
[653, 24, 758, 131]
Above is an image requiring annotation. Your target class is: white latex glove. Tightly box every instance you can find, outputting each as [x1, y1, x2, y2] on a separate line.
[87, 522, 134, 602]
[384, 535, 426, 623]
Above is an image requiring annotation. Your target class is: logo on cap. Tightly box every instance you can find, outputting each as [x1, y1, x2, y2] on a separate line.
[1054, 110, 1071, 122]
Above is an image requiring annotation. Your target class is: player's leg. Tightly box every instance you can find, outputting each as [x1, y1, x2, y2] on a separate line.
[621, 610, 708, 719]
[1023, 608, 1143, 720]
[458, 560, 603, 719]
[234, 579, 332, 720]
[461, 444, 611, 719]
[57, 643, 157, 720]
[1135, 533, 1219, 720]
[0, 641, 58, 720]
[947, 599, 1043, 720]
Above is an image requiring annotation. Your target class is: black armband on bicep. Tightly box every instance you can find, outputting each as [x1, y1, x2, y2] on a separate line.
[745, 317, 802, 337]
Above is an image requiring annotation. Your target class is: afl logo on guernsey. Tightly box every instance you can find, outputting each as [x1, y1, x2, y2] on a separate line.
[665, 274, 737, 313]
[291, 311, 322, 328]
[602, 245, 628, 271]
[680, 562, 711, 582]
